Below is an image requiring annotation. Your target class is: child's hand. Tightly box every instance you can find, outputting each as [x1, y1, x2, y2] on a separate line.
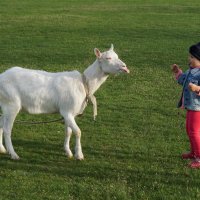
[188, 83, 200, 96]
[171, 64, 181, 74]
[171, 64, 182, 79]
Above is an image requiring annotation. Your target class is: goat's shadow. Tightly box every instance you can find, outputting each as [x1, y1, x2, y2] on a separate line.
[0, 139, 193, 188]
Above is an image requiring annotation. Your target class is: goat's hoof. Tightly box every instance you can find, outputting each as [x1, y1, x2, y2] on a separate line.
[65, 150, 73, 159]
[11, 154, 20, 160]
[0, 145, 7, 154]
[75, 154, 84, 160]
[66, 153, 73, 159]
[76, 157, 84, 161]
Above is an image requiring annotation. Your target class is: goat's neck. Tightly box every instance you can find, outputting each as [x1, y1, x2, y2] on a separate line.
[83, 59, 109, 95]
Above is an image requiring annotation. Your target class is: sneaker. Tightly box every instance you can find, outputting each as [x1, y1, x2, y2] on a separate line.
[188, 160, 200, 169]
[182, 152, 195, 159]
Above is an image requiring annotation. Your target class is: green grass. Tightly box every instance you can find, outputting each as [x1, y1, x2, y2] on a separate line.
[1, 0, 200, 199]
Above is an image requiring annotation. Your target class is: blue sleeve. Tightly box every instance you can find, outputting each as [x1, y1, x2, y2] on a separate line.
[177, 72, 187, 86]
[190, 76, 200, 85]
[190, 79, 199, 85]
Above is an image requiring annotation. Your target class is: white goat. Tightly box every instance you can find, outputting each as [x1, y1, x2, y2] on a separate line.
[0, 44, 129, 160]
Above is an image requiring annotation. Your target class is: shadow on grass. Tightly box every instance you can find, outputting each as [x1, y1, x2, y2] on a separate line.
[0, 138, 195, 190]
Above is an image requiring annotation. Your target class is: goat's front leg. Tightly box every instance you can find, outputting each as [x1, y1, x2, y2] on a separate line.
[64, 115, 84, 160]
[0, 129, 6, 154]
[74, 128, 84, 160]
[64, 126, 73, 158]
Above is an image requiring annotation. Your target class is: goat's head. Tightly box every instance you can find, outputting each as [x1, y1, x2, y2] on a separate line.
[94, 44, 130, 74]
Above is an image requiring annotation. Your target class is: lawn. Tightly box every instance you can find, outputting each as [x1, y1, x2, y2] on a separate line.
[1, 0, 200, 199]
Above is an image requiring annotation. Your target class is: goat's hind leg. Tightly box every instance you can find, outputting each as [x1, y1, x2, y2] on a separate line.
[0, 130, 6, 154]
[3, 106, 20, 160]
[4, 116, 19, 160]
[0, 116, 6, 154]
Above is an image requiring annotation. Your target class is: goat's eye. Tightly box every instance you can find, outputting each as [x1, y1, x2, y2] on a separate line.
[106, 57, 112, 60]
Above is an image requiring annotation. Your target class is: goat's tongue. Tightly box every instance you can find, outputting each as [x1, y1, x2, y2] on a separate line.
[122, 66, 130, 73]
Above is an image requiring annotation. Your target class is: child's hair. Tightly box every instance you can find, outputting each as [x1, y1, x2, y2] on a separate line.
[189, 42, 200, 61]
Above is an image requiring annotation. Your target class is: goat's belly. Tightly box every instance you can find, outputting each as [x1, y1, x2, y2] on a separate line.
[21, 100, 58, 114]
[23, 107, 58, 114]
[22, 106, 58, 114]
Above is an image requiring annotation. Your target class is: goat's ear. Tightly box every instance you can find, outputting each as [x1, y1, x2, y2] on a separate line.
[109, 44, 114, 51]
[94, 48, 102, 58]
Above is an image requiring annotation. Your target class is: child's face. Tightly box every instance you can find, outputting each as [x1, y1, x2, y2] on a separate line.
[188, 54, 200, 67]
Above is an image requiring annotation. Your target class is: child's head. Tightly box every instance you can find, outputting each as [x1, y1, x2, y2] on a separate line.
[189, 42, 200, 67]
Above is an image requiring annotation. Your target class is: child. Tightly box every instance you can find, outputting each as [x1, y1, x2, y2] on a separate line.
[172, 42, 200, 168]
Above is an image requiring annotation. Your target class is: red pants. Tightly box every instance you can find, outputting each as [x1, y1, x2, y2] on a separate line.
[186, 110, 200, 158]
